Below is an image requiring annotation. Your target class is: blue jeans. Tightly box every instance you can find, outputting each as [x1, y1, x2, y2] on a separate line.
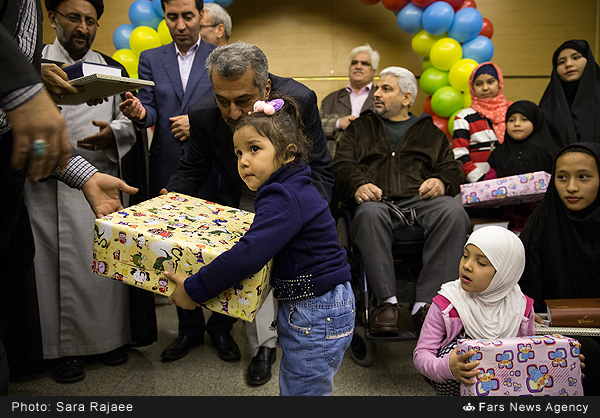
[277, 281, 355, 396]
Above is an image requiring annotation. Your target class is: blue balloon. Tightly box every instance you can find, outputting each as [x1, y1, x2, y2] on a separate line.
[152, 0, 164, 18]
[397, 2, 424, 34]
[447, 7, 482, 43]
[215, 0, 233, 6]
[129, 0, 162, 29]
[422, 1, 455, 36]
[113, 23, 135, 51]
[462, 36, 494, 63]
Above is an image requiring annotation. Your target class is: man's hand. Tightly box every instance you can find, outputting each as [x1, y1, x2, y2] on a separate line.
[76, 120, 116, 151]
[41, 63, 80, 101]
[449, 348, 481, 385]
[170, 115, 190, 142]
[419, 178, 445, 200]
[354, 183, 383, 204]
[81, 172, 138, 218]
[7, 89, 72, 181]
[119, 91, 147, 122]
[159, 188, 169, 195]
[338, 115, 358, 130]
[166, 271, 200, 310]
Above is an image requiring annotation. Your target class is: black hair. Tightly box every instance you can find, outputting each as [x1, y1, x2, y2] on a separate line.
[234, 94, 312, 164]
[161, 0, 204, 12]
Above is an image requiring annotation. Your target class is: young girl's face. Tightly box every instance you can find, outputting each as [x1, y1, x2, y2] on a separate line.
[506, 112, 534, 141]
[459, 244, 496, 294]
[472, 74, 499, 99]
[554, 151, 599, 211]
[233, 126, 283, 191]
[556, 48, 587, 82]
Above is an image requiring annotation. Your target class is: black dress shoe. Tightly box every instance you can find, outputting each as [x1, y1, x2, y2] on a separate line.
[99, 346, 128, 366]
[210, 332, 241, 361]
[160, 335, 204, 362]
[247, 346, 276, 386]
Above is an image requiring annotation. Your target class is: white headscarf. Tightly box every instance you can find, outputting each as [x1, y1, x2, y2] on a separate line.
[438, 226, 527, 340]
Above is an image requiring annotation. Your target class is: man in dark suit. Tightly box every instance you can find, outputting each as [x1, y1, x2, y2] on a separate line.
[164, 42, 334, 386]
[120, 0, 240, 365]
[319, 44, 379, 159]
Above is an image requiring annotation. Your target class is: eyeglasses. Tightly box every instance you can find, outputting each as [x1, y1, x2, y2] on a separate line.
[199, 24, 219, 29]
[54, 10, 99, 28]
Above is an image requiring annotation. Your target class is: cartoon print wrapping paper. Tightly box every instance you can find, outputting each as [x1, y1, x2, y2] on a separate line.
[92, 192, 272, 322]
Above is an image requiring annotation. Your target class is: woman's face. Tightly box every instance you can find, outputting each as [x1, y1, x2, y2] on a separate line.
[555, 151, 599, 211]
[506, 112, 534, 141]
[556, 48, 587, 82]
[472, 74, 499, 99]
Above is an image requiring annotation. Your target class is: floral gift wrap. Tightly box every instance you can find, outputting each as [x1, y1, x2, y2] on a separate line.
[458, 335, 583, 396]
[92, 192, 272, 322]
[461, 171, 551, 208]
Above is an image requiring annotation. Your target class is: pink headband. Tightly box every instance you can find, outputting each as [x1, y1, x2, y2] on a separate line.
[253, 99, 284, 115]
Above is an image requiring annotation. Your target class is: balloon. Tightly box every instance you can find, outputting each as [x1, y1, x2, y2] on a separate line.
[157, 19, 172, 45]
[152, 0, 164, 18]
[215, 0, 234, 6]
[422, 1, 455, 36]
[448, 58, 478, 91]
[463, 91, 472, 107]
[458, 0, 477, 9]
[397, 2, 424, 34]
[462, 35, 494, 63]
[431, 85, 464, 117]
[112, 49, 139, 78]
[448, 108, 462, 135]
[429, 37, 462, 71]
[129, 26, 162, 56]
[431, 114, 451, 140]
[447, 7, 482, 43]
[422, 57, 433, 71]
[445, 0, 465, 11]
[423, 95, 434, 115]
[113, 23, 134, 51]
[419, 67, 450, 96]
[129, 0, 162, 29]
[411, 0, 436, 6]
[360, 0, 381, 4]
[382, 0, 410, 11]
[411, 30, 445, 57]
[479, 17, 493, 38]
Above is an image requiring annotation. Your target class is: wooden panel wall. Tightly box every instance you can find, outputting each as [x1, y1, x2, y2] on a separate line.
[42, 0, 599, 115]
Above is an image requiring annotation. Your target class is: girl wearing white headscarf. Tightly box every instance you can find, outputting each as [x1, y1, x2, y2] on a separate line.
[413, 226, 535, 396]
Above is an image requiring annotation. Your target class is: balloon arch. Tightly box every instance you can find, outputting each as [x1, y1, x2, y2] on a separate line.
[112, 0, 493, 139]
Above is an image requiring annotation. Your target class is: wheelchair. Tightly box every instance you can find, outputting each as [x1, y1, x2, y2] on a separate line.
[335, 200, 425, 367]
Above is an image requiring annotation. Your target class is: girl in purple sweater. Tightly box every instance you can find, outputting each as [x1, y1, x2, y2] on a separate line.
[413, 226, 535, 396]
[165, 96, 354, 396]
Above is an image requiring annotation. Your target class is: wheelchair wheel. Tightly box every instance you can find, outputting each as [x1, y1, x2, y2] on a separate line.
[350, 325, 377, 367]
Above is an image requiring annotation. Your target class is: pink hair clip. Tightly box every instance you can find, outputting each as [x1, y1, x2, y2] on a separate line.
[253, 99, 284, 115]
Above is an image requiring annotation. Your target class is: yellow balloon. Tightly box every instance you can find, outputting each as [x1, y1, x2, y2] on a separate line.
[112, 48, 138, 78]
[157, 19, 172, 45]
[429, 37, 462, 71]
[411, 30, 446, 57]
[448, 58, 479, 92]
[464, 91, 472, 107]
[129, 26, 162, 56]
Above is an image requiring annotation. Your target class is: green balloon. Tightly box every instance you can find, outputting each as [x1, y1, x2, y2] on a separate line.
[431, 86, 464, 118]
[419, 67, 450, 96]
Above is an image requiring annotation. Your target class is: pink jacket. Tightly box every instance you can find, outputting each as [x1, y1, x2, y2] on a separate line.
[413, 294, 535, 383]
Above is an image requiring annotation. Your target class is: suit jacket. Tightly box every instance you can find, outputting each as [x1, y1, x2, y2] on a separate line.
[136, 40, 216, 196]
[319, 85, 375, 157]
[166, 74, 335, 208]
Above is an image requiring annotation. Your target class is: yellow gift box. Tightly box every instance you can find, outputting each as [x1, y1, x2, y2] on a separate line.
[92, 192, 272, 322]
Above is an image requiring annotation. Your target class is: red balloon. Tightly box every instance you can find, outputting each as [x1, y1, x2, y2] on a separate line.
[479, 17, 493, 38]
[411, 0, 436, 7]
[458, 0, 477, 9]
[382, 0, 410, 11]
[431, 114, 451, 140]
[445, 0, 465, 11]
[360, 0, 381, 5]
[423, 96, 434, 116]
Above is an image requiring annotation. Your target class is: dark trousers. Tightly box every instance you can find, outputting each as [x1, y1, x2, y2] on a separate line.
[177, 307, 237, 339]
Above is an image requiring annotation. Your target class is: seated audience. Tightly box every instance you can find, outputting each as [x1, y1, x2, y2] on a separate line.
[539, 39, 600, 148]
[452, 62, 512, 183]
[332, 66, 470, 336]
[320, 43, 379, 158]
[519, 142, 600, 395]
